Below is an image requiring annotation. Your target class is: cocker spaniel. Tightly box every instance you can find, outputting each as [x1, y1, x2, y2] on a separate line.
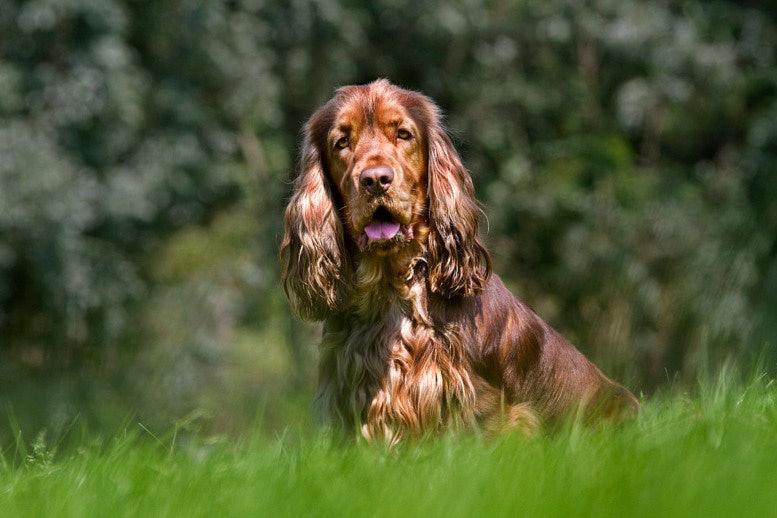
[280, 79, 639, 444]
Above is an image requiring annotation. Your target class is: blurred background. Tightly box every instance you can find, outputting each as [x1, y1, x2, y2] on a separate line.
[1, 0, 775, 441]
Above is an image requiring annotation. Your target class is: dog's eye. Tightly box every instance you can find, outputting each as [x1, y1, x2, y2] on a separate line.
[397, 129, 412, 140]
[335, 136, 350, 150]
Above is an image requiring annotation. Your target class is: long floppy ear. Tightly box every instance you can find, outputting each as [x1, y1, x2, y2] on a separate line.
[426, 123, 492, 298]
[279, 125, 349, 320]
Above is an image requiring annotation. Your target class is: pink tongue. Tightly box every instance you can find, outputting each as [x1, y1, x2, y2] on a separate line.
[364, 221, 401, 241]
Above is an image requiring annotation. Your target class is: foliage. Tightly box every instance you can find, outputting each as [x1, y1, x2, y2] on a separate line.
[1, 374, 776, 517]
[0, 0, 775, 433]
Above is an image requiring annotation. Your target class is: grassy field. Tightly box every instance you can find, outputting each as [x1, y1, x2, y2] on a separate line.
[1, 370, 776, 517]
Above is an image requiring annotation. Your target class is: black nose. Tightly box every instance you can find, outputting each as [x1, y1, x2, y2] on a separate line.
[359, 166, 394, 194]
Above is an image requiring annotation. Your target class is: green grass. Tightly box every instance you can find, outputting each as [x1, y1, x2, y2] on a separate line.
[2, 371, 776, 517]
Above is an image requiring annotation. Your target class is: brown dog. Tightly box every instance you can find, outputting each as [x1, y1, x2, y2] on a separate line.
[280, 79, 639, 444]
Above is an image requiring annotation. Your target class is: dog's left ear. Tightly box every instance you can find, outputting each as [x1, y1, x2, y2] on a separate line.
[426, 121, 492, 298]
[279, 110, 350, 320]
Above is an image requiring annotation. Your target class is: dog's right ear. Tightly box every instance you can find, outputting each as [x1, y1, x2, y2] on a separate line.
[279, 112, 350, 320]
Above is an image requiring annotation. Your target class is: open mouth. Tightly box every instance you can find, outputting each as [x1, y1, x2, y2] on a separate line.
[357, 206, 413, 250]
[363, 206, 401, 241]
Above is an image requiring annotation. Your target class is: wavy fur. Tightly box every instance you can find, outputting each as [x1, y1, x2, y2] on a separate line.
[281, 80, 639, 444]
[279, 110, 349, 320]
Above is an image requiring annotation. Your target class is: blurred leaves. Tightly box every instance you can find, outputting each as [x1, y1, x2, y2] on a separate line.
[0, 0, 776, 434]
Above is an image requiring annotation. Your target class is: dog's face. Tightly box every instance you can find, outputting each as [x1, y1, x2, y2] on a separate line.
[281, 79, 491, 320]
[309, 81, 431, 256]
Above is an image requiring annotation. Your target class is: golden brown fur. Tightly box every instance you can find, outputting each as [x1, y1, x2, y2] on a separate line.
[280, 79, 639, 444]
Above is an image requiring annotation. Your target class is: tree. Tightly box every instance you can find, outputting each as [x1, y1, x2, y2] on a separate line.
[1, 0, 775, 434]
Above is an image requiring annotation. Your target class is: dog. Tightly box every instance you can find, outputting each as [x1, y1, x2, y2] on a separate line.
[280, 79, 639, 444]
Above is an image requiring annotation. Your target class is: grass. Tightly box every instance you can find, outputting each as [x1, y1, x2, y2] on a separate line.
[1, 370, 776, 517]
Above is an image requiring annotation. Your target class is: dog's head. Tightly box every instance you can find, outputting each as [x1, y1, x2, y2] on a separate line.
[280, 79, 491, 319]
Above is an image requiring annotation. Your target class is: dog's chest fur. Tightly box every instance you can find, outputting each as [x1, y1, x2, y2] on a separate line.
[315, 257, 476, 444]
